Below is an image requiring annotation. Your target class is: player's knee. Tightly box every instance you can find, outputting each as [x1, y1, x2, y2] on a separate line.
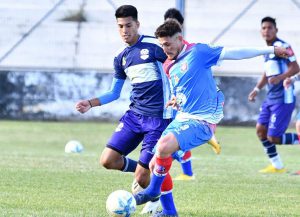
[267, 136, 280, 144]
[100, 154, 115, 169]
[156, 142, 170, 156]
[256, 127, 266, 140]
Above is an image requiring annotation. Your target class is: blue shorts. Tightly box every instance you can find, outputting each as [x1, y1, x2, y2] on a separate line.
[257, 101, 295, 137]
[162, 119, 213, 152]
[107, 110, 170, 168]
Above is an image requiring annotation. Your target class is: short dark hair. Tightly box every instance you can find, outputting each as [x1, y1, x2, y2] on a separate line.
[115, 5, 138, 20]
[261, 16, 276, 27]
[155, 20, 182, 38]
[164, 8, 184, 25]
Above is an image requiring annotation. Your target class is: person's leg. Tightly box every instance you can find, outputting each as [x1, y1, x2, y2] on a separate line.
[158, 173, 177, 216]
[258, 102, 295, 173]
[100, 147, 137, 171]
[134, 119, 212, 212]
[256, 102, 283, 172]
[138, 116, 171, 214]
[173, 150, 195, 181]
[267, 102, 297, 145]
[100, 110, 143, 172]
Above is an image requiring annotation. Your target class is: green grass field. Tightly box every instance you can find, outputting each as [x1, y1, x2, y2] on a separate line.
[0, 121, 299, 217]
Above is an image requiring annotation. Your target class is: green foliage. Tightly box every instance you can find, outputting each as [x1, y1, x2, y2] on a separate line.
[0, 121, 299, 216]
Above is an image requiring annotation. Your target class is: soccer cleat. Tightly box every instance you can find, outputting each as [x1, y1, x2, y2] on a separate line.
[173, 173, 195, 181]
[152, 210, 179, 217]
[134, 191, 160, 205]
[208, 135, 221, 155]
[259, 165, 287, 174]
[140, 200, 160, 214]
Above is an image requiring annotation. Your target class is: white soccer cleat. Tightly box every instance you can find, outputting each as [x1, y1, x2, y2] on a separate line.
[140, 200, 160, 214]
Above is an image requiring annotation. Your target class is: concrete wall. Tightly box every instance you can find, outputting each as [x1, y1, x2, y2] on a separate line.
[2, 69, 299, 125]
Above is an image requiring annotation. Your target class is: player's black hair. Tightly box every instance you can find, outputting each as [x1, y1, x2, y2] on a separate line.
[261, 16, 276, 28]
[155, 20, 182, 38]
[164, 8, 184, 25]
[115, 5, 138, 20]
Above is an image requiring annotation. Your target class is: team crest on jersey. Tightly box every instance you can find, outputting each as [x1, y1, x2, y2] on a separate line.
[122, 56, 126, 66]
[115, 122, 124, 132]
[140, 49, 149, 60]
[180, 62, 188, 73]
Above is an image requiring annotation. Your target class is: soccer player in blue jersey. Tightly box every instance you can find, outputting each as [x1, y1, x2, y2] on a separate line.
[248, 17, 300, 174]
[164, 8, 222, 182]
[75, 5, 172, 214]
[133, 20, 291, 216]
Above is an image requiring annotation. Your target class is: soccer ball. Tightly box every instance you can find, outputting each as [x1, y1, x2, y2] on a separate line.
[64, 140, 84, 153]
[106, 190, 136, 217]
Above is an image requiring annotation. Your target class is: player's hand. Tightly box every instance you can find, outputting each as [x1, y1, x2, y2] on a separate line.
[75, 100, 91, 113]
[166, 96, 180, 110]
[274, 46, 292, 58]
[149, 155, 156, 173]
[283, 77, 292, 88]
[248, 90, 257, 102]
[268, 75, 282, 85]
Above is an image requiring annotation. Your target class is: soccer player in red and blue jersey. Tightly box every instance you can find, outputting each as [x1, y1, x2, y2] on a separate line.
[75, 5, 172, 214]
[133, 20, 291, 216]
[164, 8, 222, 182]
[248, 17, 300, 173]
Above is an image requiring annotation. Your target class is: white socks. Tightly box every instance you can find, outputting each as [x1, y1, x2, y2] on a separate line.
[270, 155, 284, 169]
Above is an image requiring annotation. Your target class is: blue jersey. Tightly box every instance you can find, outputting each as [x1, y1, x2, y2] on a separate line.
[165, 43, 223, 124]
[114, 35, 172, 119]
[264, 38, 296, 104]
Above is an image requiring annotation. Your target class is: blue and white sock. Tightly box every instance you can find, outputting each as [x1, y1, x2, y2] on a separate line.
[121, 156, 137, 172]
[280, 133, 299, 145]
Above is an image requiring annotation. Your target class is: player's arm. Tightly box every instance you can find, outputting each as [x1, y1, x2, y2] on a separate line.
[248, 72, 268, 102]
[284, 73, 300, 88]
[268, 60, 300, 85]
[219, 46, 289, 60]
[75, 78, 125, 114]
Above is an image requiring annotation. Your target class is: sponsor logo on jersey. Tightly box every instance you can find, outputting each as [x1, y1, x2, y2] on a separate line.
[140, 49, 149, 60]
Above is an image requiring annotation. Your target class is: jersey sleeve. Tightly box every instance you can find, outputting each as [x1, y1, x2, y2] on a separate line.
[113, 56, 127, 79]
[197, 44, 223, 68]
[274, 41, 296, 63]
[154, 45, 167, 63]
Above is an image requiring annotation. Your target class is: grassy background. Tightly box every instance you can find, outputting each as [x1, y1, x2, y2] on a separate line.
[0, 121, 299, 217]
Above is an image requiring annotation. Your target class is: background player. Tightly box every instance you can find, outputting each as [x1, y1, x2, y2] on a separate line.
[134, 20, 291, 216]
[248, 17, 300, 173]
[75, 5, 172, 214]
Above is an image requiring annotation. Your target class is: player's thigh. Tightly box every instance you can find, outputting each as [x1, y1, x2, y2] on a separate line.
[163, 119, 213, 152]
[267, 102, 295, 137]
[139, 117, 170, 168]
[257, 101, 271, 126]
[107, 111, 143, 156]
